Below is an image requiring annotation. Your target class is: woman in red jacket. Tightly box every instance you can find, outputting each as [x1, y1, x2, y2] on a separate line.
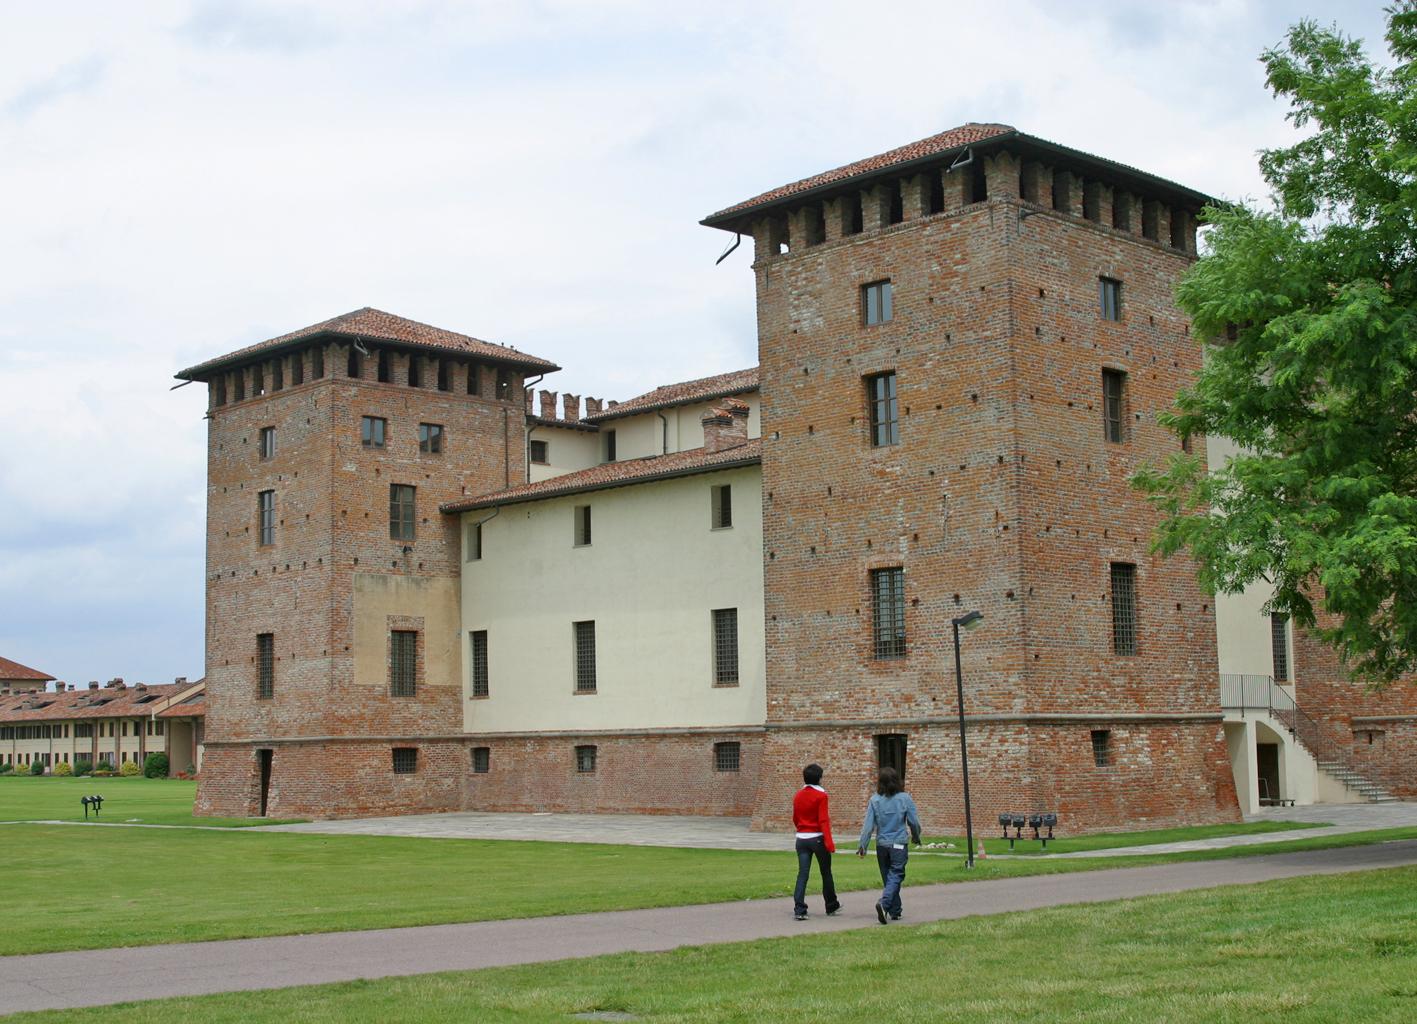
[791, 763, 841, 920]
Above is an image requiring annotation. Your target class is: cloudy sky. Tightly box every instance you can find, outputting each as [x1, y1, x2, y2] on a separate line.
[0, 1, 1389, 688]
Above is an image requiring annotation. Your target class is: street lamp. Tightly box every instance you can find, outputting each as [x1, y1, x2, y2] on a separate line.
[952, 610, 983, 868]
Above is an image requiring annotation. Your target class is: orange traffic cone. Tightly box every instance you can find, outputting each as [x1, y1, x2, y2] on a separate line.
[976, 838, 987, 861]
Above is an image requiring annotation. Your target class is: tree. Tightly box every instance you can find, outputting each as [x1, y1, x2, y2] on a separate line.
[1135, 4, 1417, 687]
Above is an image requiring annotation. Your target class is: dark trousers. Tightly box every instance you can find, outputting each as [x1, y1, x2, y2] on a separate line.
[876, 844, 908, 917]
[793, 836, 839, 914]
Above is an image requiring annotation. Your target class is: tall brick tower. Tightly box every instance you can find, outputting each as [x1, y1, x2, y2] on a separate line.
[704, 125, 1240, 831]
[176, 308, 557, 817]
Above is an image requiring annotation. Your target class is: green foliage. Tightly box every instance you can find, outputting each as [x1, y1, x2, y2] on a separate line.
[119, 761, 141, 777]
[144, 752, 169, 779]
[53, 761, 73, 777]
[29, 760, 44, 776]
[95, 759, 114, 773]
[0, 763, 11, 775]
[73, 758, 92, 776]
[1136, 5, 1417, 686]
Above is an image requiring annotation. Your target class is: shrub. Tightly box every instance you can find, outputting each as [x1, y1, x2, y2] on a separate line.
[53, 761, 73, 776]
[0, 763, 11, 775]
[119, 761, 140, 777]
[143, 752, 169, 779]
[29, 760, 45, 776]
[73, 758, 92, 776]
[96, 759, 114, 773]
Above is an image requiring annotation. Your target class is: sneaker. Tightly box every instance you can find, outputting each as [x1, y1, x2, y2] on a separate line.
[825, 905, 842, 917]
[875, 901, 888, 925]
[794, 911, 808, 921]
[890, 913, 902, 921]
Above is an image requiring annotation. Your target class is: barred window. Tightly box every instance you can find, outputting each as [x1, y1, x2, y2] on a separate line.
[1103, 369, 1127, 443]
[714, 741, 741, 772]
[390, 484, 416, 541]
[259, 426, 276, 460]
[392, 747, 417, 774]
[472, 747, 490, 773]
[1110, 563, 1137, 656]
[530, 439, 549, 465]
[1091, 729, 1112, 767]
[712, 608, 739, 686]
[257, 490, 275, 546]
[862, 280, 893, 326]
[575, 744, 597, 773]
[256, 633, 274, 700]
[1271, 613, 1290, 683]
[418, 423, 444, 454]
[1099, 277, 1122, 321]
[470, 630, 489, 698]
[866, 372, 899, 447]
[711, 485, 732, 529]
[361, 416, 386, 448]
[574, 505, 592, 547]
[573, 621, 597, 693]
[390, 630, 417, 697]
[871, 567, 907, 659]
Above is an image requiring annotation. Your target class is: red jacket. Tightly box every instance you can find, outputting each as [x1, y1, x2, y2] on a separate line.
[792, 785, 835, 852]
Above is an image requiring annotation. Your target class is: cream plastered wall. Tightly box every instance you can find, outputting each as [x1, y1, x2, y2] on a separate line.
[461, 465, 765, 733]
[3, 719, 164, 768]
[598, 394, 762, 463]
[353, 573, 462, 690]
[527, 424, 600, 483]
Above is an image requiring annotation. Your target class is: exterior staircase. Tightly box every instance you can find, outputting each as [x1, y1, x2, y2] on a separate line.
[1314, 760, 1400, 803]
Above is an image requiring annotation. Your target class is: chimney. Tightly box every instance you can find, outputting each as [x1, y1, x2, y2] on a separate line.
[136, 683, 147, 692]
[539, 390, 557, 419]
[89, 681, 100, 690]
[562, 394, 580, 422]
[608, 400, 619, 409]
[702, 399, 750, 453]
[174, 676, 187, 686]
[585, 397, 603, 417]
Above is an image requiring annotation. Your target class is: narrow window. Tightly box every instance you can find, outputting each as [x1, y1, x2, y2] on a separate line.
[712, 608, 739, 686]
[496, 368, 511, 401]
[1110, 563, 1137, 656]
[1271, 613, 1290, 683]
[1170, 213, 1187, 251]
[866, 371, 899, 447]
[1142, 201, 1159, 241]
[259, 426, 276, 460]
[1102, 369, 1127, 444]
[377, 350, 391, 383]
[467, 521, 482, 561]
[257, 490, 275, 546]
[1112, 194, 1132, 232]
[573, 621, 597, 693]
[529, 439, 549, 465]
[407, 356, 421, 388]
[604, 429, 617, 462]
[256, 633, 274, 700]
[390, 630, 417, 697]
[467, 363, 481, 396]
[1091, 729, 1112, 767]
[418, 423, 444, 454]
[347, 348, 361, 378]
[575, 744, 597, 773]
[472, 747, 490, 773]
[871, 567, 907, 659]
[862, 280, 893, 326]
[711, 484, 732, 529]
[390, 484, 416, 541]
[843, 193, 864, 236]
[1099, 277, 1122, 321]
[471, 630, 489, 698]
[574, 505, 592, 547]
[805, 204, 826, 246]
[714, 741, 741, 772]
[970, 162, 987, 203]
[234, 372, 245, 402]
[876, 733, 907, 783]
[361, 416, 386, 448]
[392, 747, 417, 774]
[1181, 431, 1193, 455]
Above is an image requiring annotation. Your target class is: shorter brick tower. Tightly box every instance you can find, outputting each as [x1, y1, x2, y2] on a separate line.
[177, 308, 557, 818]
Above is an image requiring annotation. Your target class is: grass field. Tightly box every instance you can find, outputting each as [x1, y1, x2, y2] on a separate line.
[13, 865, 1417, 1023]
[0, 775, 304, 827]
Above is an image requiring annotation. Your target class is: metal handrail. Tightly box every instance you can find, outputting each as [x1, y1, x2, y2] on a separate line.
[1218, 673, 1338, 764]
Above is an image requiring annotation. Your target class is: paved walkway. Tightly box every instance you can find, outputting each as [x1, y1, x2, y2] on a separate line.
[4, 840, 1415, 1016]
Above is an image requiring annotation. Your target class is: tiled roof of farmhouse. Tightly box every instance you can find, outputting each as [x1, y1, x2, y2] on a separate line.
[703, 122, 1015, 221]
[158, 698, 205, 720]
[443, 438, 761, 512]
[584, 367, 759, 423]
[176, 307, 559, 380]
[0, 656, 54, 681]
[0, 681, 205, 723]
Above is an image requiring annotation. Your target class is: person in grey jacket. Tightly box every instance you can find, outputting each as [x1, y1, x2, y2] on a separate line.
[855, 766, 921, 924]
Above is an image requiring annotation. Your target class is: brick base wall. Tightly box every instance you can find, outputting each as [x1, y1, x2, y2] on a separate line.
[1344, 720, 1417, 799]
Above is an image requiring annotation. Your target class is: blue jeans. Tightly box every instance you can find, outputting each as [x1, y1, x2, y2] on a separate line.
[876, 844, 908, 917]
[794, 837, 839, 914]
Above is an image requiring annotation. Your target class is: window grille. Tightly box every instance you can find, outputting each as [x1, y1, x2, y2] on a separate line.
[471, 630, 489, 698]
[1271, 613, 1290, 682]
[390, 484, 416, 541]
[1102, 370, 1126, 443]
[362, 416, 386, 448]
[1099, 277, 1122, 321]
[575, 744, 597, 773]
[862, 280, 893, 326]
[259, 426, 276, 460]
[714, 741, 741, 772]
[392, 747, 417, 774]
[472, 747, 490, 773]
[871, 567, 907, 659]
[418, 423, 444, 454]
[1091, 729, 1112, 767]
[257, 490, 275, 546]
[256, 633, 274, 699]
[530, 439, 549, 464]
[390, 630, 417, 697]
[1110, 563, 1137, 656]
[573, 621, 597, 693]
[574, 505, 592, 547]
[711, 485, 733, 529]
[867, 372, 899, 447]
[712, 608, 739, 685]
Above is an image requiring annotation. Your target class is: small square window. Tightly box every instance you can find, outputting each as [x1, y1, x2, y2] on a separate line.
[258, 426, 276, 460]
[1099, 277, 1122, 321]
[419, 423, 444, 454]
[574, 505, 592, 547]
[392, 747, 417, 774]
[472, 747, 490, 773]
[575, 744, 597, 773]
[862, 280, 893, 326]
[714, 741, 741, 772]
[530, 439, 549, 465]
[1091, 729, 1112, 768]
[362, 416, 387, 448]
[711, 484, 732, 529]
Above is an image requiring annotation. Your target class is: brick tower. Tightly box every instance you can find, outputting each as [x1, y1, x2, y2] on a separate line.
[177, 308, 557, 817]
[704, 124, 1241, 831]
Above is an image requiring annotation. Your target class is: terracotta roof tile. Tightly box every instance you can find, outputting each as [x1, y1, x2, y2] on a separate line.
[704, 123, 1015, 222]
[442, 438, 762, 512]
[0, 682, 204, 723]
[584, 367, 758, 423]
[157, 699, 205, 720]
[177, 307, 559, 380]
[0, 657, 54, 681]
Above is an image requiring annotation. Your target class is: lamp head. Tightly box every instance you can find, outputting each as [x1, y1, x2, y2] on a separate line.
[953, 610, 984, 631]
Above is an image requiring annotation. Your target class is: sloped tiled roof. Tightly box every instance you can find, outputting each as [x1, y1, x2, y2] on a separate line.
[158, 698, 205, 720]
[0, 656, 53, 682]
[442, 438, 761, 512]
[703, 123, 1015, 223]
[0, 681, 205, 723]
[584, 367, 758, 423]
[176, 307, 559, 380]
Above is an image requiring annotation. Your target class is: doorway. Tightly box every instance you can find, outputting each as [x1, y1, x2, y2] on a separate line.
[257, 749, 273, 817]
[1256, 742, 1281, 806]
[876, 734, 907, 785]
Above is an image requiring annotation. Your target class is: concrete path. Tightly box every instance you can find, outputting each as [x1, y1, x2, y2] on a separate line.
[4, 839, 1415, 1016]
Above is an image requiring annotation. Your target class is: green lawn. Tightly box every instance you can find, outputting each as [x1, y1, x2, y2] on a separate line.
[929, 818, 1325, 856]
[0, 775, 303, 827]
[4, 819, 1416, 957]
[13, 865, 1417, 1023]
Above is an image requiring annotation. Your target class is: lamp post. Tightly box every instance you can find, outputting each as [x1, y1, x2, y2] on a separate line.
[952, 610, 983, 868]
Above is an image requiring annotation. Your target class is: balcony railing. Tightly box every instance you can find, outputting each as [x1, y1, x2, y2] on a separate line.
[1219, 673, 1333, 764]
